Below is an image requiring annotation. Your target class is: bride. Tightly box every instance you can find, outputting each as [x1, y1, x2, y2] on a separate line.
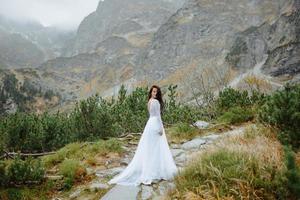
[108, 85, 178, 186]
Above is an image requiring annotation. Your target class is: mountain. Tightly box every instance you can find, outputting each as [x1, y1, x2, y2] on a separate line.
[137, 0, 292, 80]
[1, 0, 299, 113]
[0, 15, 75, 68]
[0, 68, 61, 115]
[225, 0, 300, 86]
[65, 0, 185, 56]
[35, 0, 185, 105]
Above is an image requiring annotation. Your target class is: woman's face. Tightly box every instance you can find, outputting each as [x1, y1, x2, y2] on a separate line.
[151, 88, 158, 98]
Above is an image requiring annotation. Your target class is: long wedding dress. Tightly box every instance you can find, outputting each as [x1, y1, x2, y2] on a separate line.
[108, 98, 178, 186]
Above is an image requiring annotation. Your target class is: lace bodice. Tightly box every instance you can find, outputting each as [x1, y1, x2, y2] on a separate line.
[148, 98, 161, 117]
[148, 98, 164, 132]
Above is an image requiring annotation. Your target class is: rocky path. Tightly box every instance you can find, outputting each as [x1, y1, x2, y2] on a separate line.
[99, 125, 247, 200]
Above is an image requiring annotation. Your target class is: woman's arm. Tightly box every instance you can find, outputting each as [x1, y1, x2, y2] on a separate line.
[155, 100, 164, 136]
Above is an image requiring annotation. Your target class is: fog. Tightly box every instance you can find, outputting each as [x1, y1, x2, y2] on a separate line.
[0, 0, 100, 30]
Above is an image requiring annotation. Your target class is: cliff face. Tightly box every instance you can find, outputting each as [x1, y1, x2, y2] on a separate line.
[226, 1, 300, 82]
[66, 0, 185, 56]
[136, 0, 293, 82]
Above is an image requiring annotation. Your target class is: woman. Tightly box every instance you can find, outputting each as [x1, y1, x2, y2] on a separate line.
[108, 85, 178, 186]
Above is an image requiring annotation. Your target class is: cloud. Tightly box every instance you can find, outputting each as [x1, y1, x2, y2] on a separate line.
[0, 0, 100, 30]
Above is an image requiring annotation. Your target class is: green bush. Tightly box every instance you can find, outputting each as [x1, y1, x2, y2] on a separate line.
[111, 86, 149, 133]
[41, 112, 74, 151]
[217, 87, 252, 110]
[1, 156, 45, 186]
[218, 106, 254, 124]
[4, 112, 46, 152]
[70, 94, 118, 140]
[0, 84, 204, 154]
[217, 87, 265, 112]
[6, 188, 22, 200]
[259, 83, 300, 148]
[1, 112, 73, 153]
[163, 84, 204, 124]
[0, 161, 7, 186]
[284, 146, 300, 198]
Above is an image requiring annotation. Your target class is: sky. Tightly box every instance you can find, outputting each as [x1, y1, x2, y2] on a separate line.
[0, 0, 101, 30]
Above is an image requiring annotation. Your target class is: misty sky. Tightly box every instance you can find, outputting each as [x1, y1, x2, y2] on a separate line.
[0, 0, 101, 30]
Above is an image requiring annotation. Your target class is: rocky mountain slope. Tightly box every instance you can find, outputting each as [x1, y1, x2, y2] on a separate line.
[29, 0, 185, 108]
[65, 0, 185, 56]
[0, 15, 74, 68]
[0, 68, 61, 115]
[226, 1, 300, 82]
[0, 0, 299, 113]
[136, 0, 295, 85]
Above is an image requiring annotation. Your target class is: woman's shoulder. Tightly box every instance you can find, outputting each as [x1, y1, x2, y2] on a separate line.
[149, 98, 159, 102]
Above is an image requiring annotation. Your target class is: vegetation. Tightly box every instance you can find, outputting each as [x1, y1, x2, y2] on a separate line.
[0, 84, 203, 154]
[42, 138, 123, 169]
[0, 156, 45, 187]
[259, 83, 300, 149]
[1, 82, 299, 199]
[215, 87, 265, 125]
[168, 125, 297, 199]
[0, 73, 60, 115]
[167, 122, 202, 143]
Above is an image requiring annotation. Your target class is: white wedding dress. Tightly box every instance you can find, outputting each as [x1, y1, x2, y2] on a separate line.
[108, 98, 178, 186]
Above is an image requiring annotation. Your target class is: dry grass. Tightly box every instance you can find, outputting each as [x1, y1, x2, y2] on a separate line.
[42, 138, 124, 169]
[166, 124, 287, 200]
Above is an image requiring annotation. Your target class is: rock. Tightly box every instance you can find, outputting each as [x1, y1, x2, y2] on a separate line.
[181, 138, 206, 150]
[69, 189, 82, 199]
[89, 182, 109, 192]
[157, 181, 176, 195]
[170, 143, 181, 149]
[201, 134, 220, 144]
[100, 185, 140, 200]
[86, 167, 95, 175]
[193, 120, 210, 129]
[141, 185, 154, 200]
[95, 166, 125, 178]
[175, 152, 187, 166]
[69, 0, 184, 56]
[171, 148, 185, 157]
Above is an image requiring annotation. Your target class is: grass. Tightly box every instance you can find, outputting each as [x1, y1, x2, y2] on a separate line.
[42, 138, 124, 168]
[166, 124, 290, 200]
[0, 180, 56, 200]
[0, 138, 125, 198]
[166, 122, 203, 143]
[59, 159, 86, 179]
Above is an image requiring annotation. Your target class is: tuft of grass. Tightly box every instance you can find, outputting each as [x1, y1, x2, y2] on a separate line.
[59, 159, 86, 190]
[59, 159, 86, 180]
[167, 122, 202, 143]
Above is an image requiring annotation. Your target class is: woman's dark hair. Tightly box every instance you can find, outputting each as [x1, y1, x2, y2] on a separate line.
[148, 85, 164, 114]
